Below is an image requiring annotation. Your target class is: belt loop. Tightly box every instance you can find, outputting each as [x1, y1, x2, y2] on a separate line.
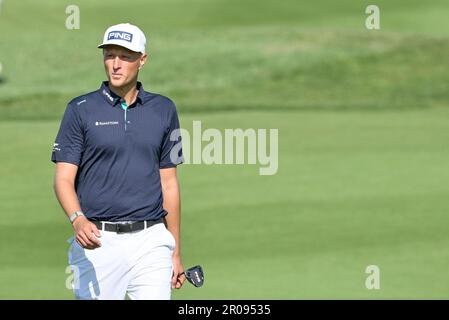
[101, 222, 105, 231]
[144, 220, 147, 229]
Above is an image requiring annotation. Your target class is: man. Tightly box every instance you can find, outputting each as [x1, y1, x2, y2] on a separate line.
[51, 23, 185, 300]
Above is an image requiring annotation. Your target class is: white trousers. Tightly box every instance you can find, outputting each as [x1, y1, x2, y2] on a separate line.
[67, 222, 176, 300]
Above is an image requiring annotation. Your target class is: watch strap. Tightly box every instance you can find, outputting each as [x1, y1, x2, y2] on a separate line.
[69, 211, 84, 223]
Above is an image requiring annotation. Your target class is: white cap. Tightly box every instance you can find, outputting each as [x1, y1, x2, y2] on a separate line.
[98, 23, 146, 54]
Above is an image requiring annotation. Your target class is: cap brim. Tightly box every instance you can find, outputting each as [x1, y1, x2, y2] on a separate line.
[97, 41, 143, 53]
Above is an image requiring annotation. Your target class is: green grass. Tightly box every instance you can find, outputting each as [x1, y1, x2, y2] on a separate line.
[1, 109, 449, 299]
[0, 0, 449, 299]
[1, 1, 449, 119]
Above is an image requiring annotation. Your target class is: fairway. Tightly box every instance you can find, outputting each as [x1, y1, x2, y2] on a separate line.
[1, 108, 449, 299]
[1, 0, 449, 299]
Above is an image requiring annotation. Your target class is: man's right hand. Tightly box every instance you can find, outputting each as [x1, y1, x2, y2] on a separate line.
[72, 216, 102, 250]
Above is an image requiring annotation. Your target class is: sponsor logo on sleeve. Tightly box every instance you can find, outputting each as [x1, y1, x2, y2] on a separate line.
[53, 143, 61, 152]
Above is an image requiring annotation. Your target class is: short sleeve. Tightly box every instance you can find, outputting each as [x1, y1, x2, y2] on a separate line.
[159, 102, 183, 169]
[51, 103, 84, 166]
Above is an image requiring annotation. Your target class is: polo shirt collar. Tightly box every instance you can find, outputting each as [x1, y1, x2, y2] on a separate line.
[99, 81, 145, 106]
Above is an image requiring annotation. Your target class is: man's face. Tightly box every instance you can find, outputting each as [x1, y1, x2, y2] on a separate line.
[103, 45, 147, 88]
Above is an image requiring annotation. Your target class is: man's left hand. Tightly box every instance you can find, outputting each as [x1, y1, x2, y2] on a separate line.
[172, 255, 186, 289]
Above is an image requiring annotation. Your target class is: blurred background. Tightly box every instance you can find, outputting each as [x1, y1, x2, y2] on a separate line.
[1, 0, 449, 299]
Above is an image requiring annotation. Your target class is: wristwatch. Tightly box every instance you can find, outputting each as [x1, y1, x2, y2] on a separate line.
[69, 211, 85, 223]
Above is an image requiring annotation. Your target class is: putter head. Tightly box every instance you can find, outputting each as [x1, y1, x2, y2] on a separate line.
[184, 265, 204, 288]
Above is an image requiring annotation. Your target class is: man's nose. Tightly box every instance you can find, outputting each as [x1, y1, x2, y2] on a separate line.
[113, 56, 121, 69]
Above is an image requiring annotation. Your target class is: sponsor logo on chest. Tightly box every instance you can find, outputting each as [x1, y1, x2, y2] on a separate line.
[95, 121, 119, 126]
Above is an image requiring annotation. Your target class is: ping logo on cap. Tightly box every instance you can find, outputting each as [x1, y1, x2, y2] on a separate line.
[107, 31, 133, 42]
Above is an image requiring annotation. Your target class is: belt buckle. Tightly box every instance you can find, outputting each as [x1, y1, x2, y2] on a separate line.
[116, 223, 131, 234]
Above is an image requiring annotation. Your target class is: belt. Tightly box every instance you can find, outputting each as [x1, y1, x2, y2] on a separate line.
[91, 217, 165, 233]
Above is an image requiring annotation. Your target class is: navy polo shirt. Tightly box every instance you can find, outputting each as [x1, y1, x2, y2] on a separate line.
[51, 81, 183, 221]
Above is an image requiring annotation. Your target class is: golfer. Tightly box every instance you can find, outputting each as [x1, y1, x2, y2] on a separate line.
[51, 23, 185, 299]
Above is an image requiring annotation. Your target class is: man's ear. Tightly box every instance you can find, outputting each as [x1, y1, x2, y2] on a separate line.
[139, 53, 148, 69]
